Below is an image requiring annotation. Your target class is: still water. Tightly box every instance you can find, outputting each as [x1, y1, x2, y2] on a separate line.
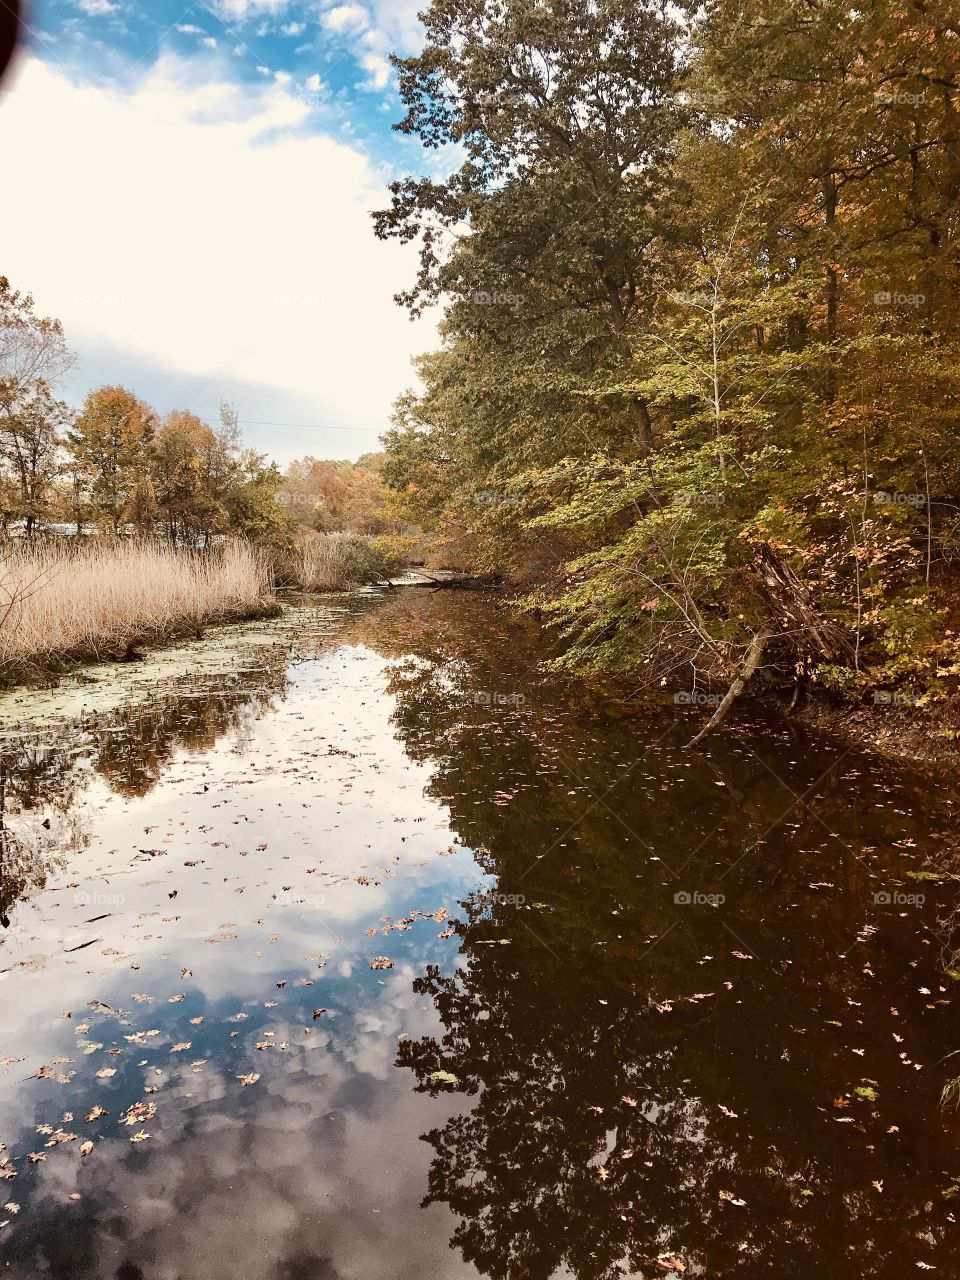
[0, 589, 958, 1279]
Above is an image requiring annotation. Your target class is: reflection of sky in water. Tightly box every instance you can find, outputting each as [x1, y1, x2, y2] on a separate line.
[0, 629, 485, 1280]
[3, 593, 960, 1279]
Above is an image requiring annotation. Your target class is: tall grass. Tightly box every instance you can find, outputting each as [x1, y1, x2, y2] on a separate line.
[0, 539, 273, 670]
[298, 533, 395, 590]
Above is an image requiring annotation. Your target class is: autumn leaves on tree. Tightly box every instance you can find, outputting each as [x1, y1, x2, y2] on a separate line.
[376, 0, 960, 708]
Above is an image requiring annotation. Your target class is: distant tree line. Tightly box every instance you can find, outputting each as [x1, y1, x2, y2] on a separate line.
[0, 275, 398, 551]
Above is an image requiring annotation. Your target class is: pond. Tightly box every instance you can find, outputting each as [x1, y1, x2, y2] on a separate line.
[0, 589, 958, 1279]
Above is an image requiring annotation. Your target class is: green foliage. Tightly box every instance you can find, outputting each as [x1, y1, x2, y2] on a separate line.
[377, 0, 960, 700]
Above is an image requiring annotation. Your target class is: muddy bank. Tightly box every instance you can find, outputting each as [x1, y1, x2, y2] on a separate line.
[0, 597, 281, 690]
[782, 692, 960, 769]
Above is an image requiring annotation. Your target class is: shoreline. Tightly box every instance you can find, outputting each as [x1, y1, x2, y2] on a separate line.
[0, 597, 281, 690]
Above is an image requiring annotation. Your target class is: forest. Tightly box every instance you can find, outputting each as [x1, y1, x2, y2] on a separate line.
[375, 0, 960, 719]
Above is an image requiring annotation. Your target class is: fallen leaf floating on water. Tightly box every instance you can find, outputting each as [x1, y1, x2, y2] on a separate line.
[45, 1130, 78, 1148]
[3, 1203, 19, 1214]
[36, 1064, 74, 1085]
[96, 1068, 116, 1079]
[79, 1142, 94, 1158]
[170, 1042, 191, 1053]
[238, 1073, 260, 1087]
[129, 1131, 150, 1144]
[122, 1102, 157, 1126]
[27, 1154, 45, 1164]
[181, 968, 192, 979]
[370, 956, 394, 970]
[85, 1106, 107, 1122]
[656, 1256, 686, 1273]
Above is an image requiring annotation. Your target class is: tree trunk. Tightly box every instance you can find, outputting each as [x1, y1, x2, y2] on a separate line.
[686, 630, 769, 748]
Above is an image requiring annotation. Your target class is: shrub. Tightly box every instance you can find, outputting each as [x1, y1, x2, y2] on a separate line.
[298, 533, 396, 590]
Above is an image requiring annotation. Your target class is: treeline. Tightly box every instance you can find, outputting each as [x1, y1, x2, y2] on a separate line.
[0, 277, 288, 546]
[0, 276, 398, 551]
[377, 0, 960, 706]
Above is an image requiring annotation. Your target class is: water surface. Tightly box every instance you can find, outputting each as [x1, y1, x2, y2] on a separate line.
[0, 590, 958, 1279]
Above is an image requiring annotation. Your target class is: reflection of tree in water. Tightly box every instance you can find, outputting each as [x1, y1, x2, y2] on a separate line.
[0, 666, 287, 924]
[349, 594, 960, 1278]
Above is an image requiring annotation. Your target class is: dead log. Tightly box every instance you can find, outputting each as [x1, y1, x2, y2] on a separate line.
[686, 630, 769, 748]
[401, 573, 499, 591]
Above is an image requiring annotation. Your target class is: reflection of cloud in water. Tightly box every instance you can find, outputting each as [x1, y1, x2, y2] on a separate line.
[15, 976, 471, 1280]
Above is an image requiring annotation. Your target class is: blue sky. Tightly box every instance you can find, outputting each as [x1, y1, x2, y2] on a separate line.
[0, 0, 440, 465]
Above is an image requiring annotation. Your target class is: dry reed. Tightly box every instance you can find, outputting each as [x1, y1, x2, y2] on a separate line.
[0, 539, 273, 669]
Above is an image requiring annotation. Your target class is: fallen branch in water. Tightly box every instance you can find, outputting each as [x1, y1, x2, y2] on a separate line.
[402, 573, 500, 591]
[686, 630, 769, 748]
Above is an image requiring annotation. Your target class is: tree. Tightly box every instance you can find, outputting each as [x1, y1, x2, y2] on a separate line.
[68, 386, 156, 536]
[0, 276, 74, 536]
[0, 381, 71, 536]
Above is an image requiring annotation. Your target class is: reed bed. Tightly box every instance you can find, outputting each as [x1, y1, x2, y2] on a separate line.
[0, 539, 274, 670]
[298, 533, 394, 591]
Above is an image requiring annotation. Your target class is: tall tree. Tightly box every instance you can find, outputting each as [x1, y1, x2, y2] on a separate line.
[68, 386, 156, 536]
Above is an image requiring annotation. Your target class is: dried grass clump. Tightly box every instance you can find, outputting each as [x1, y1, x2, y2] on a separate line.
[0, 539, 273, 669]
[298, 533, 394, 591]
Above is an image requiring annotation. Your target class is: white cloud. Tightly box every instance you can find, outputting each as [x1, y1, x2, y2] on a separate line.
[75, 0, 118, 13]
[0, 56, 434, 461]
[281, 21, 306, 35]
[305, 73, 325, 92]
[176, 23, 205, 35]
[322, 3, 368, 33]
[202, 36, 218, 48]
[209, 0, 290, 20]
[273, 68, 292, 83]
[359, 51, 390, 90]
